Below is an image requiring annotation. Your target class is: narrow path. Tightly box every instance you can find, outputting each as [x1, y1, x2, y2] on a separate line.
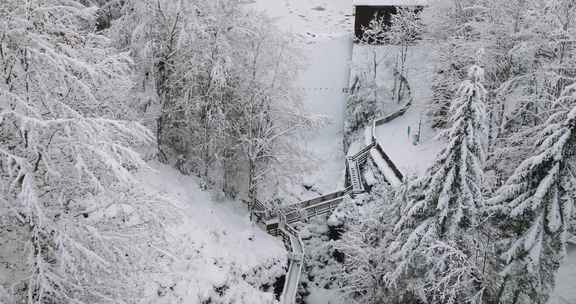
[249, 112, 408, 304]
[278, 223, 304, 304]
[267, 67, 418, 304]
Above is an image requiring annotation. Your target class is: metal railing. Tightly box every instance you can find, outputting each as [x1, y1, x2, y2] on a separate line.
[277, 213, 305, 304]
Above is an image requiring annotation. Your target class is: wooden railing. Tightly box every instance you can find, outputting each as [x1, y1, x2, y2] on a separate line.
[351, 142, 376, 160]
[373, 142, 404, 182]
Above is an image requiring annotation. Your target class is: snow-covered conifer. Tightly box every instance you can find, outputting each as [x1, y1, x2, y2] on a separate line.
[490, 83, 576, 304]
[389, 64, 489, 303]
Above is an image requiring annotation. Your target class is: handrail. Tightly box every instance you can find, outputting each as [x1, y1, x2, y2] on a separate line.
[366, 68, 411, 184]
[281, 189, 349, 213]
[373, 142, 404, 182]
[350, 141, 376, 160]
[263, 67, 411, 304]
[278, 215, 304, 304]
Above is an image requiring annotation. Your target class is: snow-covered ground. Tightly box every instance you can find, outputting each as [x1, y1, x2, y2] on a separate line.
[296, 36, 353, 194]
[352, 43, 444, 177]
[138, 163, 286, 303]
[249, 0, 354, 196]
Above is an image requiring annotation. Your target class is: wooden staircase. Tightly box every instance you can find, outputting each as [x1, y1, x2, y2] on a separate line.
[347, 156, 364, 193]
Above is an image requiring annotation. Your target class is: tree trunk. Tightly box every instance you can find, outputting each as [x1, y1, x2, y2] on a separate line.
[247, 158, 257, 222]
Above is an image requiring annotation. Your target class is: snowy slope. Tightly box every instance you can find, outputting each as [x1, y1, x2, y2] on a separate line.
[250, 0, 355, 196]
[248, 0, 354, 39]
[296, 36, 353, 194]
[137, 163, 286, 304]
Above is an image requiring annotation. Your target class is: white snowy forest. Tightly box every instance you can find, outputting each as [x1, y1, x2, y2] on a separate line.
[1, 0, 576, 304]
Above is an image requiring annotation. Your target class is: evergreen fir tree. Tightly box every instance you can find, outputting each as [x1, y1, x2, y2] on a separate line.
[491, 84, 576, 304]
[389, 65, 489, 303]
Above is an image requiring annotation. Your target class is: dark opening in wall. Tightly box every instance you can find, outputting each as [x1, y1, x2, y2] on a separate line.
[354, 5, 397, 41]
[353, 2, 425, 43]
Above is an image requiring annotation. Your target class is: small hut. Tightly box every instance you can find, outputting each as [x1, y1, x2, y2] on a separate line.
[353, 0, 427, 41]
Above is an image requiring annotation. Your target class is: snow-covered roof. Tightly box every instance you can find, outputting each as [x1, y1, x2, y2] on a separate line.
[353, 0, 428, 6]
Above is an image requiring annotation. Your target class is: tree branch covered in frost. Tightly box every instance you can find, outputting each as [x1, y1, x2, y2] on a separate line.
[424, 240, 487, 304]
[0, 1, 178, 303]
[489, 84, 576, 304]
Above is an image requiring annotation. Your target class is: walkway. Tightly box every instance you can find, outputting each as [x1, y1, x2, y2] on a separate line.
[247, 131, 404, 304]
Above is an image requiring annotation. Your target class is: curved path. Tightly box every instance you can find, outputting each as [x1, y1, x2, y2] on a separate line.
[246, 72, 414, 304]
[278, 221, 305, 304]
[248, 127, 407, 304]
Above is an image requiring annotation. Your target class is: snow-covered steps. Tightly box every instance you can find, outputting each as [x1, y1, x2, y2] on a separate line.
[347, 156, 364, 193]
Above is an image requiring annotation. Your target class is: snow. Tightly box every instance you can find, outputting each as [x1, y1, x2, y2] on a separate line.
[250, 0, 355, 198]
[297, 35, 354, 194]
[137, 162, 286, 303]
[249, 1, 355, 303]
[353, 43, 444, 177]
[369, 147, 402, 186]
[247, 0, 354, 39]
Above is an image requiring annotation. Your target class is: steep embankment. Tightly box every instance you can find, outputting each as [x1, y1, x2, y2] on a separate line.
[137, 163, 287, 304]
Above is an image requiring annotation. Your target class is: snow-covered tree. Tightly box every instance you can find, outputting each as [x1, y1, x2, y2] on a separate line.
[389, 65, 489, 303]
[337, 179, 420, 304]
[0, 1, 176, 302]
[428, 39, 475, 129]
[347, 15, 389, 137]
[425, 0, 489, 130]
[490, 84, 576, 304]
[388, 7, 423, 104]
[226, 13, 315, 213]
[111, 0, 313, 205]
[483, 0, 576, 186]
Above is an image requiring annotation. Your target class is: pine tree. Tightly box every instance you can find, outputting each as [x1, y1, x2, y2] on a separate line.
[389, 65, 489, 303]
[429, 40, 472, 129]
[490, 84, 576, 304]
